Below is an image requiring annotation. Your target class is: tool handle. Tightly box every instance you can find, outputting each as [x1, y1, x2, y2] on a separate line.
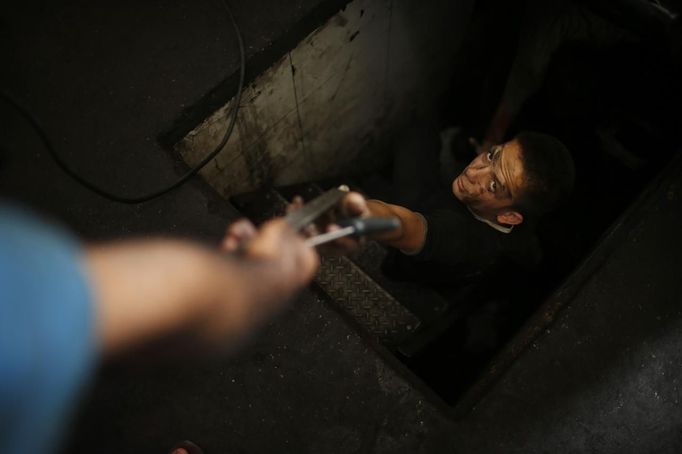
[337, 217, 400, 236]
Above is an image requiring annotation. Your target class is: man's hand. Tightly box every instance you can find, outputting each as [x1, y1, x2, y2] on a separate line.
[88, 218, 318, 356]
[289, 191, 425, 255]
[276, 192, 370, 255]
[326, 191, 372, 253]
[222, 217, 319, 292]
[338, 191, 371, 218]
[220, 218, 257, 252]
[284, 192, 373, 255]
[201, 217, 319, 345]
[333, 193, 427, 254]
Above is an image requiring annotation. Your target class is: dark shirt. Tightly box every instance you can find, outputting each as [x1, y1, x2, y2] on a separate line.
[383, 190, 542, 286]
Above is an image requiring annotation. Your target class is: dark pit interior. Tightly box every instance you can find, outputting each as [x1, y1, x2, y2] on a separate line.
[302, 22, 682, 406]
[430, 39, 679, 405]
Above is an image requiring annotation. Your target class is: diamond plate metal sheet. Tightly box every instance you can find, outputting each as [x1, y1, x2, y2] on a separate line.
[316, 255, 420, 345]
[350, 241, 450, 320]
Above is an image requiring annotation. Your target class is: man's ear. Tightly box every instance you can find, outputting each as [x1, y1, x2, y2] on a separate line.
[497, 210, 523, 226]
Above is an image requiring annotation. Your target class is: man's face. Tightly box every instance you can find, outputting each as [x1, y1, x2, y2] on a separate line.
[452, 138, 526, 223]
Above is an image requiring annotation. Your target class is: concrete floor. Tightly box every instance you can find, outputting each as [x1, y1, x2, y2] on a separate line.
[2, 1, 682, 453]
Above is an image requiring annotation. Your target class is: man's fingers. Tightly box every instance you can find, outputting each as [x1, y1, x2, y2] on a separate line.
[221, 218, 257, 252]
[230, 219, 257, 239]
[249, 219, 319, 283]
[221, 236, 240, 253]
[341, 192, 370, 217]
[303, 223, 319, 238]
[247, 219, 286, 259]
[285, 195, 305, 215]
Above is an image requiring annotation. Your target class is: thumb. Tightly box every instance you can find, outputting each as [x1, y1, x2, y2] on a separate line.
[221, 219, 256, 253]
[342, 192, 370, 217]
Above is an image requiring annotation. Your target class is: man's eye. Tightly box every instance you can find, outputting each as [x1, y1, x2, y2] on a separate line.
[489, 180, 497, 192]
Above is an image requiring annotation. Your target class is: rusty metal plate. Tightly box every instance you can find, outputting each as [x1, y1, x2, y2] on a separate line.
[316, 255, 420, 345]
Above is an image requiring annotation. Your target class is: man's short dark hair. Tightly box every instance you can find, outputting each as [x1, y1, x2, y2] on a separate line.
[514, 131, 575, 218]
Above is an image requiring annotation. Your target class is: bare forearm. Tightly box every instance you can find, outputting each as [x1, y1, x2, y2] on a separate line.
[84, 240, 292, 356]
[366, 200, 426, 252]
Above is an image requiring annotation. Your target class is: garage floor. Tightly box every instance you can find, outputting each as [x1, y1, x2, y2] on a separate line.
[2, 1, 682, 453]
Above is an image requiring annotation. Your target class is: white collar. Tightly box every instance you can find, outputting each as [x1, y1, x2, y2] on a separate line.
[467, 207, 514, 234]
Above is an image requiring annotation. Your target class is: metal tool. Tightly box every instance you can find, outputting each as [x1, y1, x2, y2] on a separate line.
[305, 217, 400, 247]
[284, 187, 347, 231]
[282, 186, 400, 247]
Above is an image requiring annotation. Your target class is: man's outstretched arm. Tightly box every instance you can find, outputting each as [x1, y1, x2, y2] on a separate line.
[336, 192, 427, 254]
[85, 219, 318, 356]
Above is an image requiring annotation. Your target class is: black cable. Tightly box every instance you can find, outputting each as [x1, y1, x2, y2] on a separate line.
[0, 0, 245, 204]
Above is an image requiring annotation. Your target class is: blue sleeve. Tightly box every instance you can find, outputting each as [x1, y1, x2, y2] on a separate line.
[0, 204, 95, 454]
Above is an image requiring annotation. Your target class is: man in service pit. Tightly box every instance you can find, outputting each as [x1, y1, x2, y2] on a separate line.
[336, 131, 575, 287]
